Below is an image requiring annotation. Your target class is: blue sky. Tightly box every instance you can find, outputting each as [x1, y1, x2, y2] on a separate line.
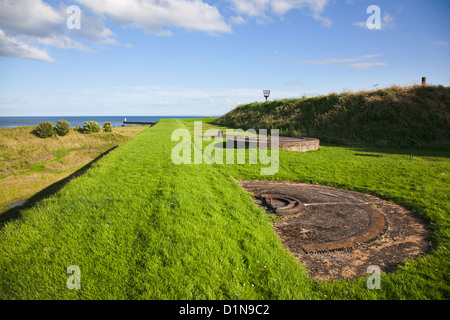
[0, 0, 449, 116]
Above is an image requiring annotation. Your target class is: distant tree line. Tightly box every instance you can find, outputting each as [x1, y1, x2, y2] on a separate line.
[33, 120, 113, 138]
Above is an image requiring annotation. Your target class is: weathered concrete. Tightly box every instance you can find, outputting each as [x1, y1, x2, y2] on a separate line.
[227, 136, 320, 152]
[240, 180, 430, 280]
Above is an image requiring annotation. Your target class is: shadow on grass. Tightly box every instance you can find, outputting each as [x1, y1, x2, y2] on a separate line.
[0, 146, 118, 230]
[319, 141, 450, 159]
[210, 138, 450, 161]
[213, 141, 258, 149]
[354, 153, 383, 158]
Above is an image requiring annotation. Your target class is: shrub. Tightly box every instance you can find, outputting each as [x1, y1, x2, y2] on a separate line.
[34, 122, 54, 138]
[54, 120, 71, 136]
[82, 121, 101, 134]
[73, 125, 82, 132]
[103, 121, 113, 132]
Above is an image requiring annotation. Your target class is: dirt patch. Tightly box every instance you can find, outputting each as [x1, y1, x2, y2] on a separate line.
[239, 180, 431, 281]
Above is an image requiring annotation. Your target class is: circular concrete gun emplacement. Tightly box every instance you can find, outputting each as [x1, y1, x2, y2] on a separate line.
[227, 135, 320, 152]
[195, 129, 320, 152]
[239, 180, 431, 280]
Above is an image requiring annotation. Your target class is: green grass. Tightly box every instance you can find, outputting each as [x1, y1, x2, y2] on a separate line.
[0, 118, 449, 299]
[0, 126, 145, 213]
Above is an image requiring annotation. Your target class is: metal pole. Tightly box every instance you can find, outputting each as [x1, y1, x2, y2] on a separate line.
[406, 137, 418, 160]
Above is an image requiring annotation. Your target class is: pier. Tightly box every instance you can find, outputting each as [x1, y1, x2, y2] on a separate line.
[123, 118, 157, 126]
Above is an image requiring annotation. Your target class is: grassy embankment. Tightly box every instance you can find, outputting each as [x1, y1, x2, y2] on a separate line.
[212, 85, 450, 150]
[0, 125, 145, 213]
[0, 118, 448, 299]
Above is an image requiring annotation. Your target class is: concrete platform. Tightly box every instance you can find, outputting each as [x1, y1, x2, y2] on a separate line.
[227, 135, 320, 152]
[239, 180, 430, 281]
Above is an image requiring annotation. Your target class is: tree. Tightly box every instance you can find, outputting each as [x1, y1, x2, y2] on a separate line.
[82, 121, 101, 134]
[35, 122, 54, 138]
[54, 120, 71, 136]
[103, 122, 113, 132]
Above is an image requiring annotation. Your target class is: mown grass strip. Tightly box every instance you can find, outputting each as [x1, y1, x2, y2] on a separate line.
[0, 119, 311, 300]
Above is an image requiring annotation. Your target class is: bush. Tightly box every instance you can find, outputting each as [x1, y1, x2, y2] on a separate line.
[34, 122, 54, 138]
[54, 120, 71, 136]
[103, 122, 113, 132]
[82, 121, 101, 134]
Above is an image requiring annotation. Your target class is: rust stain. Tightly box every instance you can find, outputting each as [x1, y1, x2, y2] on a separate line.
[301, 204, 387, 254]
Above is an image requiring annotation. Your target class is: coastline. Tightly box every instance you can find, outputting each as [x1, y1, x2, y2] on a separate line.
[0, 116, 210, 129]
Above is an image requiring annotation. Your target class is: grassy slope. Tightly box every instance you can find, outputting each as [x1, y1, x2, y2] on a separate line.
[212, 85, 450, 150]
[0, 119, 449, 299]
[0, 126, 145, 212]
[0, 126, 143, 161]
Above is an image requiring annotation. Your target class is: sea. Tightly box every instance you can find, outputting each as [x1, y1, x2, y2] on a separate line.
[0, 116, 207, 129]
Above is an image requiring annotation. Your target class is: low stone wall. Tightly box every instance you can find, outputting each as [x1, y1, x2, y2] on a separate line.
[227, 135, 320, 152]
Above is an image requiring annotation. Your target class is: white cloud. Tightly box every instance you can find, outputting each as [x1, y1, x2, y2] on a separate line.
[75, 0, 232, 35]
[383, 12, 395, 24]
[0, 0, 338, 63]
[297, 53, 387, 69]
[0, 0, 63, 37]
[352, 21, 367, 29]
[345, 62, 387, 69]
[0, 0, 116, 61]
[230, 16, 247, 25]
[228, 0, 332, 26]
[434, 41, 449, 47]
[65, 9, 116, 45]
[0, 29, 54, 62]
[228, 0, 270, 17]
[0, 83, 323, 116]
[57, 85, 305, 115]
[352, 12, 396, 30]
[34, 34, 91, 51]
[297, 54, 381, 65]
[285, 80, 302, 87]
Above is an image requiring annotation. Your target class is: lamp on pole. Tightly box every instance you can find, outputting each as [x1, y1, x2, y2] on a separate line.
[263, 90, 271, 102]
[422, 77, 427, 86]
